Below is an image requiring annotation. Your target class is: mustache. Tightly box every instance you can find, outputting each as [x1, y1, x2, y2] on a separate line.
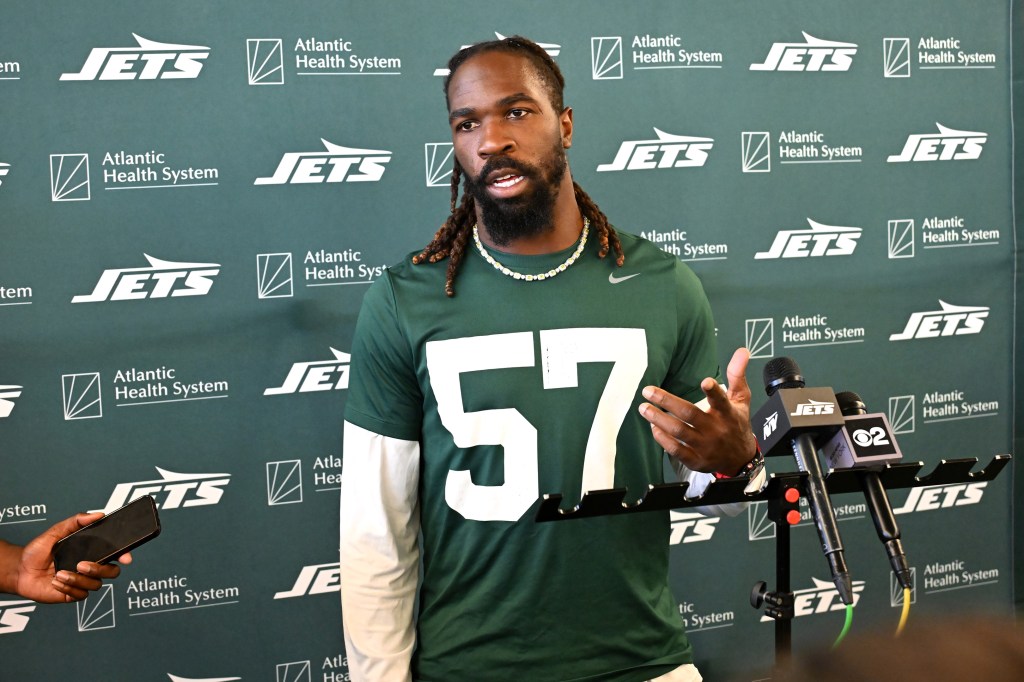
[473, 157, 538, 186]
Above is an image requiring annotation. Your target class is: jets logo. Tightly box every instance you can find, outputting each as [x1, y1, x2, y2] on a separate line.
[889, 300, 988, 340]
[61, 34, 209, 81]
[887, 123, 986, 163]
[669, 511, 719, 545]
[264, 348, 351, 395]
[274, 563, 340, 599]
[0, 600, 36, 634]
[72, 254, 220, 303]
[760, 577, 864, 621]
[94, 467, 230, 513]
[254, 139, 391, 185]
[755, 219, 861, 259]
[750, 32, 857, 72]
[597, 128, 713, 172]
[893, 483, 986, 514]
[791, 400, 834, 416]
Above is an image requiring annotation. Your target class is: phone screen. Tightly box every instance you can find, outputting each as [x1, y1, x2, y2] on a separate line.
[53, 496, 161, 573]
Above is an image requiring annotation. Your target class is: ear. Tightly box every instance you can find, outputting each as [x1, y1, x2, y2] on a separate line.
[560, 106, 574, 149]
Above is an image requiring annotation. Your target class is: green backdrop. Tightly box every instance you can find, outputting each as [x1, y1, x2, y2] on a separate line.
[1, 2, 1017, 680]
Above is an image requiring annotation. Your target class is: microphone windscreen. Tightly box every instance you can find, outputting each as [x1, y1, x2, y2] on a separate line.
[835, 391, 867, 416]
[763, 356, 804, 396]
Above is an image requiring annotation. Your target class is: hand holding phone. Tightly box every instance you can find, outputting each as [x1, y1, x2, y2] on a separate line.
[53, 496, 161, 574]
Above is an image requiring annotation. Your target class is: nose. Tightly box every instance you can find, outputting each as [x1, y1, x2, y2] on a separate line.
[477, 119, 515, 158]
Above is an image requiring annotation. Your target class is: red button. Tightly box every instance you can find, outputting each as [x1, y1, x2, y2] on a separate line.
[786, 510, 802, 525]
[784, 487, 800, 503]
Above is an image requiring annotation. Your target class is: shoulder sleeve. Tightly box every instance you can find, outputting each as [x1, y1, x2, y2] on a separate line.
[340, 421, 419, 682]
[345, 272, 423, 441]
[662, 261, 721, 403]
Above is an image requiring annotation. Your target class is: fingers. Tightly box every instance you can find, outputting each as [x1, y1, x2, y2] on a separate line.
[77, 561, 121, 580]
[51, 570, 102, 601]
[724, 347, 752, 403]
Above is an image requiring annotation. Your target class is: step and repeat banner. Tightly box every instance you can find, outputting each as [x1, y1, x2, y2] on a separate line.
[1, 2, 1016, 680]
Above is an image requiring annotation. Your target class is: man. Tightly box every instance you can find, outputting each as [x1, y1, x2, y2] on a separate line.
[1, 512, 131, 603]
[340, 36, 763, 681]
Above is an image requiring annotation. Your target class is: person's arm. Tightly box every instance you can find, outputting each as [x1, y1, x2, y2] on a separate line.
[340, 421, 420, 682]
[0, 513, 132, 603]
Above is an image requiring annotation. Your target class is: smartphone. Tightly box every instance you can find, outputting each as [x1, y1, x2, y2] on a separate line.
[53, 495, 161, 573]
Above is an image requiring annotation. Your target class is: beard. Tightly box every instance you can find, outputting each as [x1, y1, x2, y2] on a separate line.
[463, 143, 568, 247]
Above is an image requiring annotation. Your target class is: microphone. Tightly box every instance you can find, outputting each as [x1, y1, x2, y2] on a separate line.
[832, 391, 913, 590]
[752, 357, 854, 606]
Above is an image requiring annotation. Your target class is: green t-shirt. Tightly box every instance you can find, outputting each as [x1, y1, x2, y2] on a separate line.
[345, 229, 719, 682]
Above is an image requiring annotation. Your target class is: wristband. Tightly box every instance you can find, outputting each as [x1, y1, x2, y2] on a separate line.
[714, 440, 764, 479]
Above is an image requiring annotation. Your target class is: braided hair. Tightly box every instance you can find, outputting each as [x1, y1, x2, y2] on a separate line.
[412, 35, 624, 297]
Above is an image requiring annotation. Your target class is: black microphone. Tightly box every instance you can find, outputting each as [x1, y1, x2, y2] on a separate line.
[833, 391, 913, 590]
[753, 357, 854, 606]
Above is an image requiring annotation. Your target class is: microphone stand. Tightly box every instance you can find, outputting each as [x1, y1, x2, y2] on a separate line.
[534, 455, 1011, 671]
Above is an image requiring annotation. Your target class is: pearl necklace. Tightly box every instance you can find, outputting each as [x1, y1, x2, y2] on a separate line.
[472, 218, 589, 282]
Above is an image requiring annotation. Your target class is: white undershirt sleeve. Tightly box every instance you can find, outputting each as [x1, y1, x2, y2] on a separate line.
[340, 421, 421, 682]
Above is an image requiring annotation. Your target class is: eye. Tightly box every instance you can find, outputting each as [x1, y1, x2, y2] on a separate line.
[507, 108, 529, 119]
[455, 120, 478, 132]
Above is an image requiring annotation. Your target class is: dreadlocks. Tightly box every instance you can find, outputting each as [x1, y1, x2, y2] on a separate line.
[412, 35, 625, 297]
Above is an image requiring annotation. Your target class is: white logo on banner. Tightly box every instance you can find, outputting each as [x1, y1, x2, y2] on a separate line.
[741, 132, 771, 172]
[591, 36, 623, 79]
[50, 153, 91, 201]
[60, 34, 209, 81]
[890, 568, 917, 606]
[276, 661, 312, 682]
[759, 577, 864, 621]
[257, 253, 294, 299]
[0, 385, 22, 418]
[888, 395, 915, 434]
[889, 300, 989, 340]
[745, 318, 775, 359]
[434, 32, 560, 77]
[0, 599, 36, 634]
[274, 563, 341, 599]
[750, 32, 857, 71]
[94, 467, 231, 513]
[0, 162, 10, 186]
[888, 219, 915, 258]
[669, 511, 719, 545]
[425, 143, 454, 187]
[755, 219, 861, 259]
[267, 460, 303, 505]
[63, 372, 102, 420]
[597, 128, 713, 171]
[254, 139, 391, 185]
[264, 348, 351, 395]
[893, 483, 987, 515]
[883, 38, 912, 77]
[247, 38, 284, 84]
[887, 123, 987, 162]
[77, 584, 116, 631]
[72, 254, 220, 303]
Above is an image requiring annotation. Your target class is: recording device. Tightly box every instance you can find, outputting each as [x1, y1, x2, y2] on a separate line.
[53, 496, 161, 573]
[752, 357, 854, 606]
[830, 391, 913, 590]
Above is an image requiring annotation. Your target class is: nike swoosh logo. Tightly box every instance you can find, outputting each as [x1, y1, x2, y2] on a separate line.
[609, 273, 640, 284]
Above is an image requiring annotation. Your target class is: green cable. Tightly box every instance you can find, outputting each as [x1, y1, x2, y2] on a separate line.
[832, 604, 854, 649]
